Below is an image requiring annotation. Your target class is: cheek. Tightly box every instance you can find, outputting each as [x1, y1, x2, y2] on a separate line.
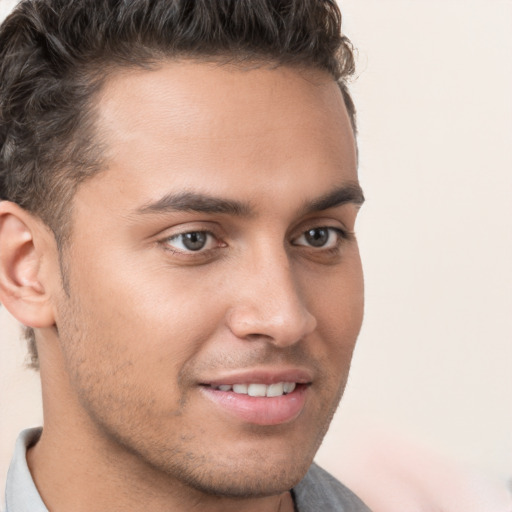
[55, 252, 229, 410]
[305, 254, 364, 336]
[302, 257, 364, 392]
[65, 243, 224, 344]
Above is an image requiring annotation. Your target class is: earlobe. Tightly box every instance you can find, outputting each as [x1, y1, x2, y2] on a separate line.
[0, 201, 56, 329]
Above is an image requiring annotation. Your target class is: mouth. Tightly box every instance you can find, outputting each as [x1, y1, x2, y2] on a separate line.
[199, 372, 311, 425]
[206, 382, 298, 397]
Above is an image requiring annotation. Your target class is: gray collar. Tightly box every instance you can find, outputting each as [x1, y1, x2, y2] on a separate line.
[4, 428, 47, 512]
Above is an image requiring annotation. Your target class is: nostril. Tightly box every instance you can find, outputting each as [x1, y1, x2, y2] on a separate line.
[244, 333, 273, 342]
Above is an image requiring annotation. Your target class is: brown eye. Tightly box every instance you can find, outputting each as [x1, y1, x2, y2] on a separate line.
[293, 227, 343, 249]
[304, 228, 329, 247]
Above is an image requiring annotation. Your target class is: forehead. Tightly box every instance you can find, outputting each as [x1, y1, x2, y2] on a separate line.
[84, 60, 357, 210]
[97, 60, 345, 122]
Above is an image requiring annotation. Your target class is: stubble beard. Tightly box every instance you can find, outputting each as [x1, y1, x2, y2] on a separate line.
[54, 289, 351, 501]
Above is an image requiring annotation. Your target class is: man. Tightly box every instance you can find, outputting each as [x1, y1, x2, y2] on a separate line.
[0, 0, 369, 510]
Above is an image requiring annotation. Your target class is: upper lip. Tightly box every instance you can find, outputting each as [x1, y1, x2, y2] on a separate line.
[200, 367, 313, 387]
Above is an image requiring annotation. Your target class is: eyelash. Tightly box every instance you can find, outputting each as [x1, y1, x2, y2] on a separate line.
[160, 226, 351, 257]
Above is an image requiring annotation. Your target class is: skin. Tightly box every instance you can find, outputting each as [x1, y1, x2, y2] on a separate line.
[0, 61, 363, 512]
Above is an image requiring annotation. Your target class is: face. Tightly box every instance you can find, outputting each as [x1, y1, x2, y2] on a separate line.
[52, 61, 364, 497]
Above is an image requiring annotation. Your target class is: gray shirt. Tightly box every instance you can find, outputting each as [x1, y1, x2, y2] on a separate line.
[4, 428, 371, 512]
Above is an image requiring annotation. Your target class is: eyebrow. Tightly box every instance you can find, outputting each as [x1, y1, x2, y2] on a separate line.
[302, 182, 365, 214]
[136, 191, 252, 216]
[135, 183, 364, 217]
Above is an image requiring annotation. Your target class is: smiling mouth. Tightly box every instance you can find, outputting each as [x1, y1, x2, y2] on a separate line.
[204, 382, 303, 397]
[200, 380, 310, 424]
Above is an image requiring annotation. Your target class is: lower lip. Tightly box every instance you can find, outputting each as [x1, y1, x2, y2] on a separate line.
[200, 385, 308, 426]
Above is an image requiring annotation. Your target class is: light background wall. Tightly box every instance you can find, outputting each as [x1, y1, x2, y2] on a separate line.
[1, 0, 511, 497]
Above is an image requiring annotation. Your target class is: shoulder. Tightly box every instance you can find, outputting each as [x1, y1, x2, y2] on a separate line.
[293, 463, 372, 512]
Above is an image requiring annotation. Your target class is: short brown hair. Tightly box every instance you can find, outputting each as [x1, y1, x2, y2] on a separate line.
[0, 0, 357, 368]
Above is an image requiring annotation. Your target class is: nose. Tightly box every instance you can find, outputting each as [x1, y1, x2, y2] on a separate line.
[227, 251, 317, 347]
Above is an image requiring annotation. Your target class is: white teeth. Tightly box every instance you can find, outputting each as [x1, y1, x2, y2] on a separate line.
[283, 382, 296, 394]
[232, 384, 248, 394]
[214, 382, 297, 397]
[248, 383, 267, 397]
[266, 382, 284, 397]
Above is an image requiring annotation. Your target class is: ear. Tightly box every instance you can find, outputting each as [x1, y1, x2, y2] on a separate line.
[0, 201, 56, 329]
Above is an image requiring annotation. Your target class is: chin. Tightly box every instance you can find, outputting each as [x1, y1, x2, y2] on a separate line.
[173, 456, 313, 498]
